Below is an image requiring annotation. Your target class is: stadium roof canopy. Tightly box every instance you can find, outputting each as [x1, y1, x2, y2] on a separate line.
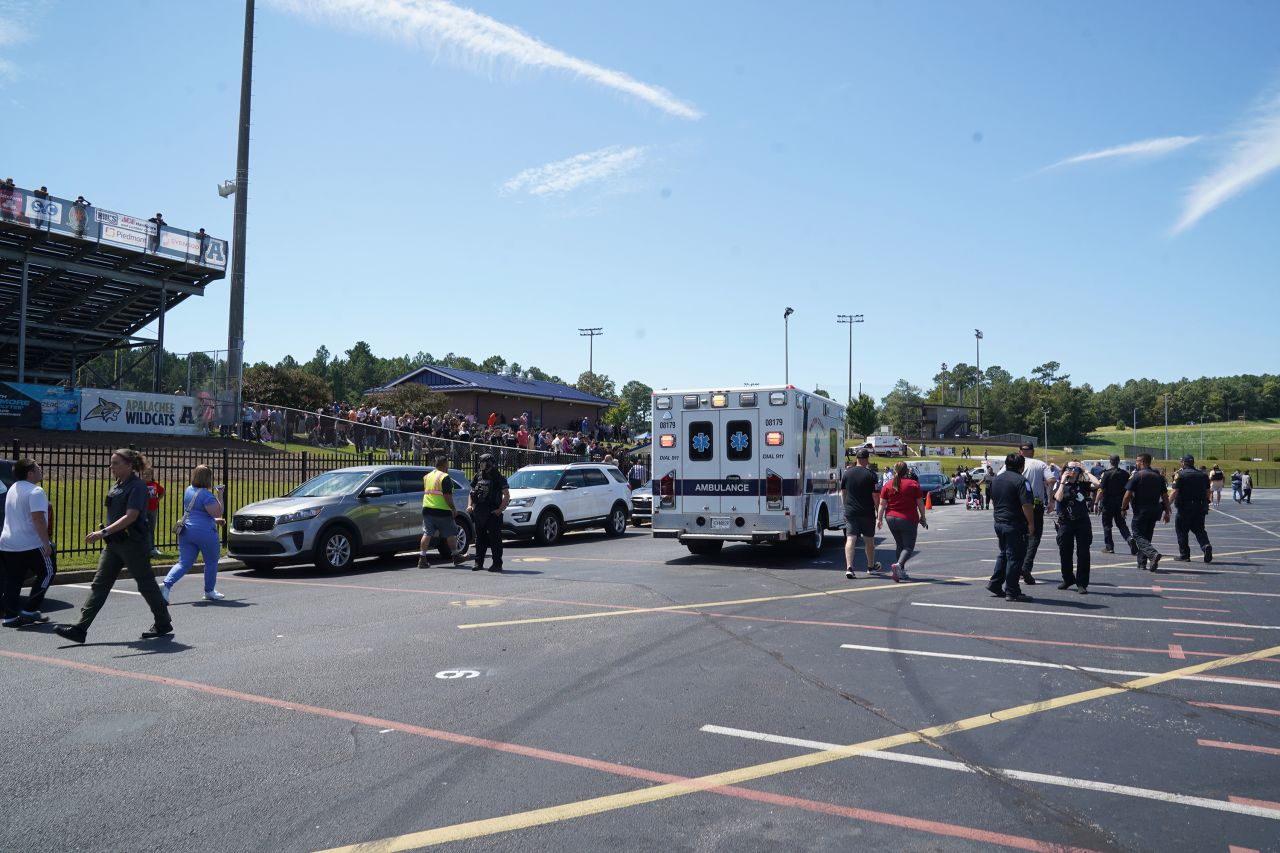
[372, 365, 614, 407]
[0, 181, 228, 384]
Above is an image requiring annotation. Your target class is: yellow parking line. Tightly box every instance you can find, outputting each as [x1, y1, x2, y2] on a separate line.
[315, 643, 1280, 852]
[458, 581, 906, 629]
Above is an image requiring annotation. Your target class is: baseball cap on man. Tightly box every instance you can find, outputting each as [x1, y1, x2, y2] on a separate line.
[1181, 454, 1195, 465]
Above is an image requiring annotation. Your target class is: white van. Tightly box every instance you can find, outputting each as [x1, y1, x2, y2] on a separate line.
[650, 386, 845, 557]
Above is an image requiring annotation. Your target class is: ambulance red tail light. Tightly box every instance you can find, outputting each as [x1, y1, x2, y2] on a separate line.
[659, 471, 676, 508]
[765, 468, 783, 510]
[659, 434, 676, 448]
[765, 431, 784, 446]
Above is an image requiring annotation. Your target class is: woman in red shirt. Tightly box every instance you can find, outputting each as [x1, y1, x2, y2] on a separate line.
[876, 461, 928, 582]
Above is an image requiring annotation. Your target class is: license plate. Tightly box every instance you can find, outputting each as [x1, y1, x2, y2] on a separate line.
[710, 517, 731, 530]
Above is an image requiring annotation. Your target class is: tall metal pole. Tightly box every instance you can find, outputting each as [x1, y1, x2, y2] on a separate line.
[836, 313, 863, 405]
[940, 362, 948, 405]
[1043, 408, 1049, 450]
[226, 0, 255, 433]
[1132, 407, 1137, 452]
[783, 307, 794, 385]
[17, 255, 29, 382]
[974, 329, 983, 434]
[578, 327, 602, 376]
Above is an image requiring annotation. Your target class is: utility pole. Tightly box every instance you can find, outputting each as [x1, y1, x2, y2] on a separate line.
[1132, 407, 1138, 453]
[940, 362, 948, 405]
[783, 307, 794, 385]
[225, 0, 255, 433]
[1043, 408, 1049, 451]
[836, 313, 863, 406]
[974, 329, 983, 434]
[578, 327, 603, 376]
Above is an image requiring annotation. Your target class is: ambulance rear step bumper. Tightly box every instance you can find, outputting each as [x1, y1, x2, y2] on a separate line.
[654, 529, 790, 544]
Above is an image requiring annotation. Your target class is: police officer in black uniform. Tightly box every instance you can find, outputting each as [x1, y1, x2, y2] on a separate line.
[467, 453, 510, 573]
[1053, 461, 1098, 593]
[1171, 454, 1213, 563]
[1095, 455, 1135, 554]
[1120, 453, 1170, 572]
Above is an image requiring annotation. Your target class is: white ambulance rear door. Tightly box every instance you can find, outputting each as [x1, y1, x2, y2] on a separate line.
[720, 402, 761, 517]
[682, 409, 722, 514]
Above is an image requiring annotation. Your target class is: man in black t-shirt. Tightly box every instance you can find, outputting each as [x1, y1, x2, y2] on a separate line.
[1095, 455, 1135, 554]
[987, 453, 1034, 602]
[1170, 455, 1212, 563]
[467, 453, 510, 573]
[840, 449, 881, 579]
[1121, 453, 1170, 572]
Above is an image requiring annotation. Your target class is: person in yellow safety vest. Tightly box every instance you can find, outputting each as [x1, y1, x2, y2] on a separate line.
[418, 454, 467, 569]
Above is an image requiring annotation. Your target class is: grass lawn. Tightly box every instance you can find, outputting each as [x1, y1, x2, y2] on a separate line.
[1085, 418, 1280, 457]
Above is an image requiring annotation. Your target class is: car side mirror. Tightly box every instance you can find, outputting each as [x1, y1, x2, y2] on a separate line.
[361, 486, 384, 499]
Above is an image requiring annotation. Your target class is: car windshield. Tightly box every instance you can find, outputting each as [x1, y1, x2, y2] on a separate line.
[917, 474, 945, 488]
[508, 469, 564, 491]
[289, 471, 369, 497]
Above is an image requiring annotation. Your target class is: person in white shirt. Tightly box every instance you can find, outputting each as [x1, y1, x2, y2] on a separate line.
[0, 458, 56, 626]
[1018, 442, 1057, 585]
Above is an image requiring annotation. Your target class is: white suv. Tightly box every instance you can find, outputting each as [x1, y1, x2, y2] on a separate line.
[502, 463, 632, 545]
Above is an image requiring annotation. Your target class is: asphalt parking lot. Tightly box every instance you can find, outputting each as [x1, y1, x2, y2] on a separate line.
[3, 494, 1279, 852]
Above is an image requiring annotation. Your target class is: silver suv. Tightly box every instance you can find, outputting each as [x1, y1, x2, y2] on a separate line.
[502, 463, 631, 544]
[229, 465, 471, 571]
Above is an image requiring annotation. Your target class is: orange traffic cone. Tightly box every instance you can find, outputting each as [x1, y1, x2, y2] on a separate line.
[925, 492, 933, 510]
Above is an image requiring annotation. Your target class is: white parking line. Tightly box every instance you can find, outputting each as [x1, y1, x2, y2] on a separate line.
[838, 644, 1280, 690]
[64, 584, 141, 596]
[1211, 509, 1280, 540]
[1123, 586, 1280, 598]
[699, 724, 1280, 820]
[912, 602, 1280, 631]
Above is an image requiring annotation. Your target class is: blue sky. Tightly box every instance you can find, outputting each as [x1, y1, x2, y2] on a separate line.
[3, 0, 1278, 403]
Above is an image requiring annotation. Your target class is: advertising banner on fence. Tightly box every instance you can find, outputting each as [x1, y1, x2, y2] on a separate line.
[0, 382, 80, 430]
[79, 388, 210, 436]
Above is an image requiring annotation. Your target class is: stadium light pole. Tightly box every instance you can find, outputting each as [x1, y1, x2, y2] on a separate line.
[1132, 407, 1138, 452]
[783, 307, 794, 385]
[1043, 407, 1049, 451]
[940, 363, 948, 405]
[836, 313, 863, 406]
[224, 0, 254, 434]
[974, 329, 983, 434]
[578, 327, 602, 376]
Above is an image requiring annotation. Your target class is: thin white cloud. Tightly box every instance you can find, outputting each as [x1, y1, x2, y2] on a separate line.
[1174, 85, 1280, 234]
[268, 0, 702, 120]
[503, 145, 646, 196]
[1045, 135, 1201, 170]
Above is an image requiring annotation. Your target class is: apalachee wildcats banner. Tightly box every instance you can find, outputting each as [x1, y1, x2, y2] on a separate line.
[79, 388, 207, 436]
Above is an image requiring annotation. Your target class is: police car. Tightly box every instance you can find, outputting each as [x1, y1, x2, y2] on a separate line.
[649, 386, 845, 557]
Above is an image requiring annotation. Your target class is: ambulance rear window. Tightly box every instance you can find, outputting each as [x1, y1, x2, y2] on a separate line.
[726, 421, 752, 461]
[689, 422, 714, 461]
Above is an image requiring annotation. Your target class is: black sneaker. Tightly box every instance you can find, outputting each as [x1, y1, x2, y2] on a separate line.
[452, 553, 469, 567]
[54, 624, 87, 644]
[140, 624, 174, 639]
[1057, 581, 1075, 590]
[1078, 586, 1088, 594]
[1006, 592, 1033, 602]
[471, 561, 484, 572]
[986, 582, 1004, 597]
[1102, 547, 1114, 554]
[487, 565, 503, 573]
[1204, 545, 1213, 564]
[1149, 555, 1161, 573]
[1174, 554, 1190, 562]
[1022, 574, 1037, 585]
[416, 554, 431, 569]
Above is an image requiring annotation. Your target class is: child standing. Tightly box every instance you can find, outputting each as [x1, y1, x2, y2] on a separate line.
[144, 466, 165, 557]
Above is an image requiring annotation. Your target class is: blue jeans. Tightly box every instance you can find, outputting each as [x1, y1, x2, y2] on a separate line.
[163, 527, 222, 594]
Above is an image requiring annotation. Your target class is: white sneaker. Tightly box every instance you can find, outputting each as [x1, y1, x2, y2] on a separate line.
[204, 590, 226, 601]
[845, 568, 859, 579]
[160, 585, 170, 603]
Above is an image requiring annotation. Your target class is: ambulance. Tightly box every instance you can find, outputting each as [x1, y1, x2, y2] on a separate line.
[650, 386, 846, 557]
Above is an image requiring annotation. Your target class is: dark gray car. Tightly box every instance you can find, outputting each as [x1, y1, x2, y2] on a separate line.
[228, 465, 471, 572]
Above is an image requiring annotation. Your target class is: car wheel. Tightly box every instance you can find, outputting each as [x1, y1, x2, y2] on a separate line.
[533, 510, 562, 546]
[604, 503, 628, 536]
[948, 492, 956, 505]
[314, 526, 356, 571]
[796, 508, 827, 557]
[685, 539, 723, 557]
[242, 560, 274, 573]
[453, 518, 471, 555]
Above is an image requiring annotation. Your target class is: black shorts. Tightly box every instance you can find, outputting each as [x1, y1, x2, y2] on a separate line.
[844, 512, 875, 537]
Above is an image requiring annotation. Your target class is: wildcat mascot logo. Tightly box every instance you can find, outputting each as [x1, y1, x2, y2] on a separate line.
[83, 396, 122, 423]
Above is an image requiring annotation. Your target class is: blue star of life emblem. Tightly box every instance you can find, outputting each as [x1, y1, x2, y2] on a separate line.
[730, 431, 749, 452]
[692, 432, 711, 453]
